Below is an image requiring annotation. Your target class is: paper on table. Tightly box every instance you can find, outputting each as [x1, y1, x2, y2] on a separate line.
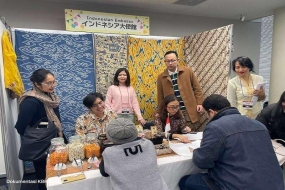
[183, 132, 203, 141]
[169, 141, 192, 157]
[187, 140, 201, 150]
[252, 82, 267, 104]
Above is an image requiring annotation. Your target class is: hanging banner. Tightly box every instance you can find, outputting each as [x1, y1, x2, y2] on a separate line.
[65, 9, 150, 35]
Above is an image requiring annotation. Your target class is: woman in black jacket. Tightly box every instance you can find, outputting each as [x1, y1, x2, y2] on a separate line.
[256, 91, 285, 141]
[15, 68, 65, 190]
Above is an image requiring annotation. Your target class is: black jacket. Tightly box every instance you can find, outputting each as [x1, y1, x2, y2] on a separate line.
[256, 103, 285, 141]
[14, 96, 67, 143]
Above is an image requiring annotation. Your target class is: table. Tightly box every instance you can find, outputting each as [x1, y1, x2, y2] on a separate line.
[46, 154, 205, 190]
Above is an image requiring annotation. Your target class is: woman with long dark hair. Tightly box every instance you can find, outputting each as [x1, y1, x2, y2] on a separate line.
[105, 68, 145, 124]
[155, 94, 191, 143]
[256, 91, 285, 141]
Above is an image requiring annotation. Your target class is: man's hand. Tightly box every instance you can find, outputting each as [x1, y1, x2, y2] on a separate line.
[197, 105, 204, 113]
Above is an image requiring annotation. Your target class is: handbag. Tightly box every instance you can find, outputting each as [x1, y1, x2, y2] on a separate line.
[271, 139, 285, 166]
[18, 117, 58, 161]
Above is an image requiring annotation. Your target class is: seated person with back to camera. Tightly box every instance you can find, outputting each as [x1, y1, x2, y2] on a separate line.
[99, 118, 169, 190]
[179, 94, 284, 190]
[256, 91, 285, 144]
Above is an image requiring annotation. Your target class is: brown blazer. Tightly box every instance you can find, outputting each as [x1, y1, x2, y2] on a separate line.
[157, 66, 204, 123]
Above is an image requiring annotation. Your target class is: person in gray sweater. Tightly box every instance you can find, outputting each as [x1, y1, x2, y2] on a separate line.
[99, 118, 169, 190]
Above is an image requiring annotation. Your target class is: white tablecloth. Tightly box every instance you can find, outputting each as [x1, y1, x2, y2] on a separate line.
[46, 154, 205, 190]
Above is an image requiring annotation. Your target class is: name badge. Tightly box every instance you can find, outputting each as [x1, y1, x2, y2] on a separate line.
[242, 101, 253, 109]
[122, 107, 130, 114]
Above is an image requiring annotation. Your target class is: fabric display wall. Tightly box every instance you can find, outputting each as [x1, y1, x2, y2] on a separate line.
[184, 25, 233, 131]
[14, 30, 96, 140]
[128, 37, 185, 121]
[94, 35, 128, 95]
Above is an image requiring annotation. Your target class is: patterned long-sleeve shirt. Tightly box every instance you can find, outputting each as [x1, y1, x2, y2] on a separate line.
[154, 115, 186, 134]
[75, 109, 117, 137]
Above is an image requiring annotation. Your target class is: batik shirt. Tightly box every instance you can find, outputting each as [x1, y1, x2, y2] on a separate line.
[154, 115, 186, 134]
[75, 109, 117, 137]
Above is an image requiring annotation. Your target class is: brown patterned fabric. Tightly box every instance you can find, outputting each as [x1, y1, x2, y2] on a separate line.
[94, 35, 128, 96]
[184, 25, 233, 131]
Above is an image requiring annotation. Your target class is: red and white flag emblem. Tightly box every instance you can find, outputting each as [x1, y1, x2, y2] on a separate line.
[165, 113, 171, 138]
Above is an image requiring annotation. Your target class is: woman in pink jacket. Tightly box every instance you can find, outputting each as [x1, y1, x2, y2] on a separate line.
[105, 68, 146, 124]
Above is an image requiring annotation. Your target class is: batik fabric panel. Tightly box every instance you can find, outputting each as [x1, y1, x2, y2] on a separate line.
[94, 35, 128, 96]
[128, 37, 185, 121]
[184, 25, 232, 131]
[15, 30, 95, 139]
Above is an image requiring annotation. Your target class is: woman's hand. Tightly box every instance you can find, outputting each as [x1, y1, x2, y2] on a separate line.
[182, 126, 191, 133]
[139, 118, 146, 125]
[177, 134, 190, 143]
[253, 86, 266, 101]
[154, 112, 160, 118]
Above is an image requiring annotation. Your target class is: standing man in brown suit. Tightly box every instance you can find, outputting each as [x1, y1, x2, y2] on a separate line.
[157, 51, 204, 131]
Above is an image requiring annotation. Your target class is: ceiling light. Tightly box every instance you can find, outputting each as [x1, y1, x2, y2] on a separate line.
[174, 0, 206, 6]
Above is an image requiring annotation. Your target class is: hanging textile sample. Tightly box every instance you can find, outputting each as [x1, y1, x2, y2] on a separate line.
[184, 25, 233, 131]
[2, 30, 24, 97]
[15, 30, 96, 139]
[94, 35, 128, 95]
[128, 37, 185, 121]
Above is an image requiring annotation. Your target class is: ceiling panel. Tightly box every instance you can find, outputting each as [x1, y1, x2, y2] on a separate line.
[41, 0, 285, 20]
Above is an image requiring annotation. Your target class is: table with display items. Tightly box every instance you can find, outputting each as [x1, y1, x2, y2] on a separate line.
[46, 144, 205, 190]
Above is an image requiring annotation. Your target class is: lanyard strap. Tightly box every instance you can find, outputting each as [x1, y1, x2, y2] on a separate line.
[118, 86, 129, 104]
[239, 76, 254, 97]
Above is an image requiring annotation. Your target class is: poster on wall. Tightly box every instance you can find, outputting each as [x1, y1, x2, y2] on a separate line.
[65, 9, 150, 35]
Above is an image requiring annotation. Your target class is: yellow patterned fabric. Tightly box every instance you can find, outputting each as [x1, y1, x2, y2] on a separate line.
[2, 30, 24, 97]
[128, 37, 185, 121]
[184, 25, 233, 131]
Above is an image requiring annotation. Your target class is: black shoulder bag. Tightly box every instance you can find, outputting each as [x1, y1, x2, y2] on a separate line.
[18, 117, 58, 161]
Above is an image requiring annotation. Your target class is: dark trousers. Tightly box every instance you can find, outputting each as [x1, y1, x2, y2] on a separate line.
[33, 159, 47, 190]
[179, 173, 221, 190]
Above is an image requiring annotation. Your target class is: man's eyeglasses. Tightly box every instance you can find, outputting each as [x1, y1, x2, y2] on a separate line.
[167, 106, 180, 110]
[164, 59, 177, 64]
[41, 80, 58, 87]
[92, 101, 104, 108]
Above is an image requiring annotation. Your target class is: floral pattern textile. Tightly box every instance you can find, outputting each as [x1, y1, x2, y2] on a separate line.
[94, 35, 128, 96]
[128, 37, 185, 121]
[74, 109, 117, 137]
[184, 25, 233, 131]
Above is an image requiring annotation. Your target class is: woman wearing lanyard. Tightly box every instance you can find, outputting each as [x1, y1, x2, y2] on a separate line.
[105, 68, 146, 124]
[227, 56, 266, 119]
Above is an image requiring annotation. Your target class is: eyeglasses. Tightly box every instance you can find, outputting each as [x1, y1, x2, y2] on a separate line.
[92, 101, 104, 108]
[41, 80, 58, 87]
[167, 106, 180, 110]
[164, 59, 177, 64]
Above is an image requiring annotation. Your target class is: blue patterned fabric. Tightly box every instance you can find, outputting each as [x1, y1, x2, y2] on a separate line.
[15, 30, 95, 140]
